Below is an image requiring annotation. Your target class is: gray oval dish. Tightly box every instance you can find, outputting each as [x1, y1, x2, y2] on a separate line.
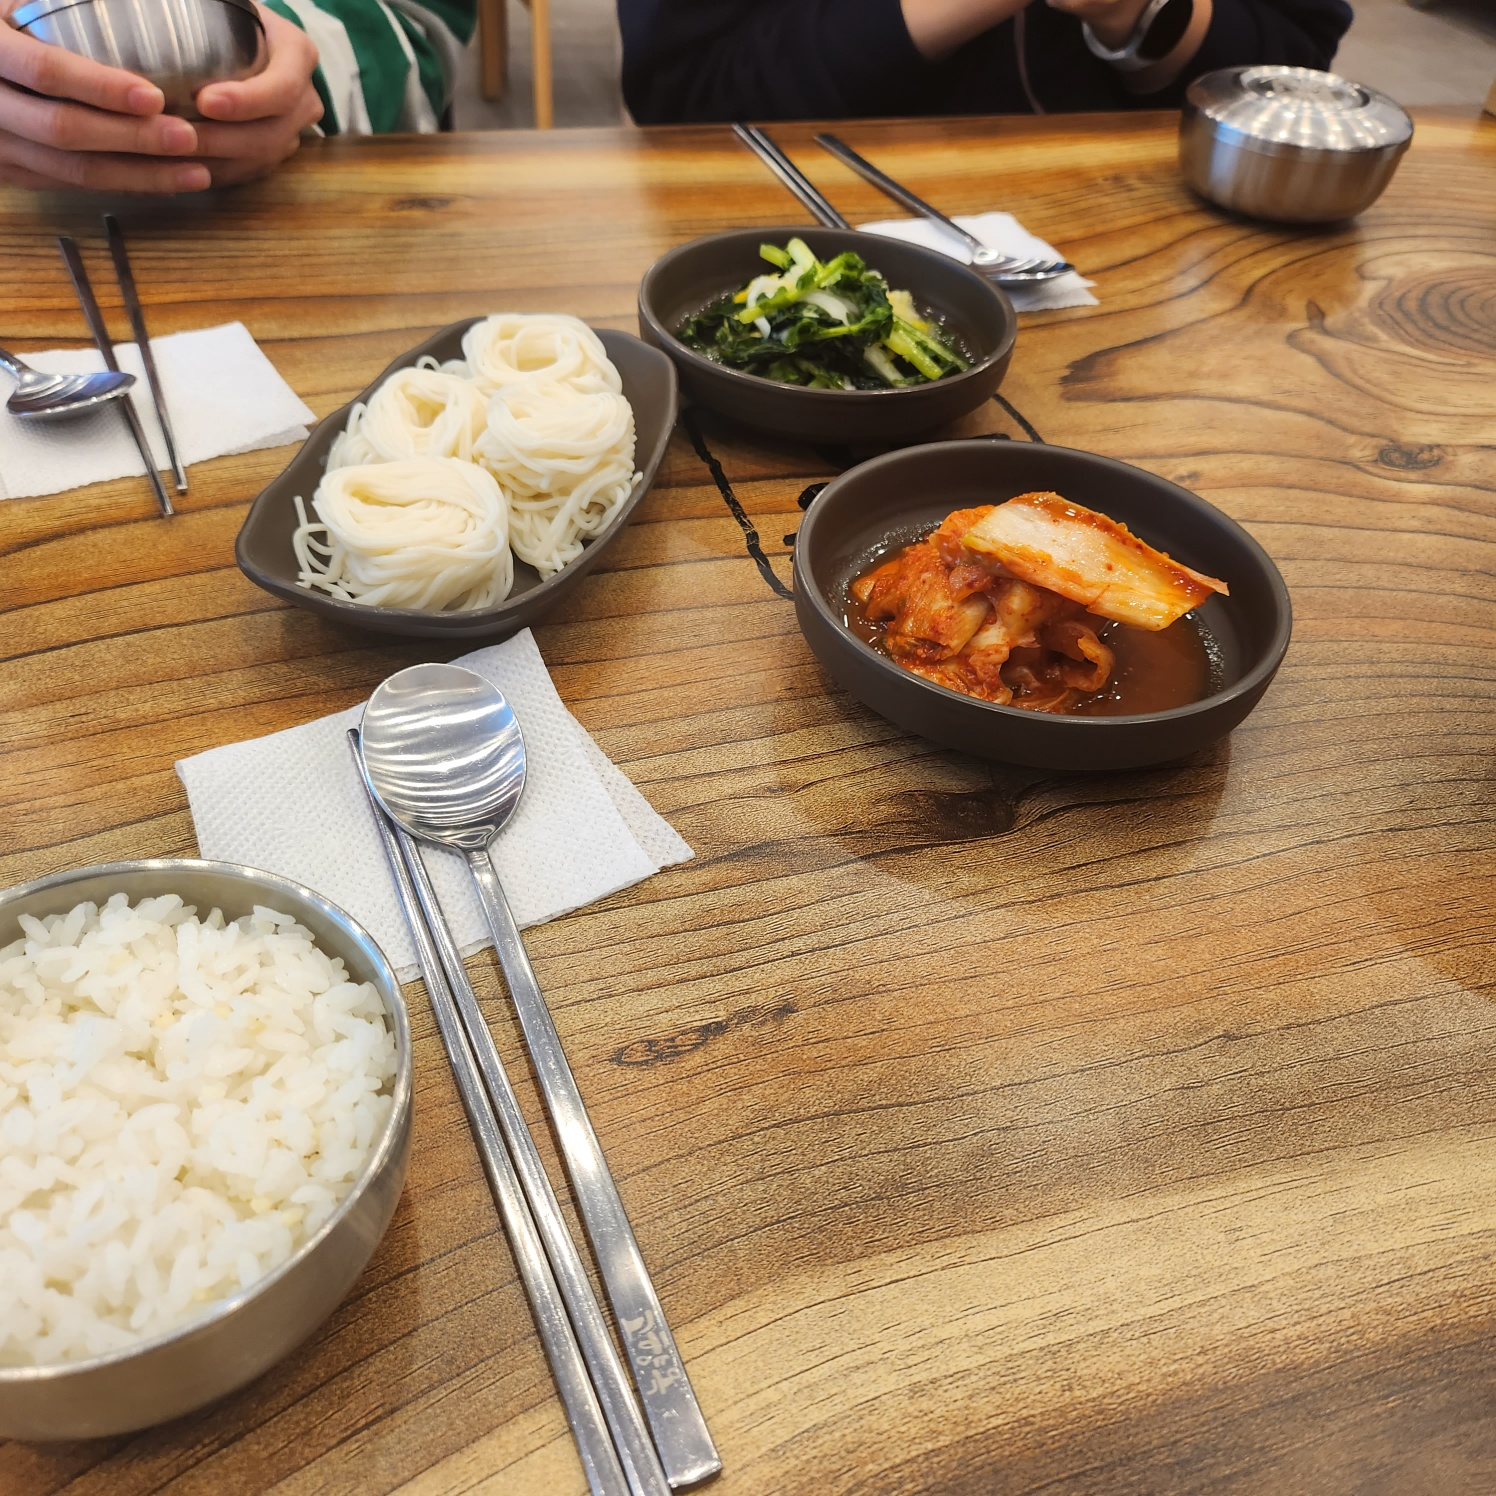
[0, 858, 412, 1441]
[638, 227, 1016, 446]
[236, 322, 678, 641]
[793, 440, 1292, 772]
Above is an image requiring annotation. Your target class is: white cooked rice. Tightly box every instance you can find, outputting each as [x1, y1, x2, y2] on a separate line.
[0, 892, 396, 1369]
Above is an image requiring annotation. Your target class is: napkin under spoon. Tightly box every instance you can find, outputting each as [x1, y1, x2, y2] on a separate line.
[360, 664, 720, 1489]
[348, 732, 636, 1496]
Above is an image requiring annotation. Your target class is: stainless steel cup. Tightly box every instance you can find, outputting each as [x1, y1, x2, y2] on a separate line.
[1181, 66, 1414, 224]
[11, 0, 268, 116]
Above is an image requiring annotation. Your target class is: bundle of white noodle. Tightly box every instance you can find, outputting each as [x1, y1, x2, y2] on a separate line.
[292, 459, 513, 611]
[475, 383, 637, 576]
[457, 313, 623, 397]
[327, 367, 487, 468]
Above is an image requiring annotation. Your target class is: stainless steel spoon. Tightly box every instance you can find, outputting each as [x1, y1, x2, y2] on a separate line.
[360, 663, 721, 1491]
[814, 132, 1077, 284]
[0, 345, 135, 419]
[349, 729, 636, 1496]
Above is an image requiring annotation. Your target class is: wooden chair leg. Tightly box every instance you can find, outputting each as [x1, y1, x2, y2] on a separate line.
[479, 0, 507, 102]
[530, 0, 553, 128]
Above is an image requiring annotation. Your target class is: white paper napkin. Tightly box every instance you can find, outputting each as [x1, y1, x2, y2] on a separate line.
[176, 630, 693, 982]
[858, 213, 1098, 312]
[0, 322, 314, 501]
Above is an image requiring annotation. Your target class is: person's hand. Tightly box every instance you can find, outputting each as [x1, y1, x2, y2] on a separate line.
[192, 5, 322, 186]
[0, 0, 319, 192]
[1047, 0, 1211, 85]
[1, 0, 210, 191]
[1043, 0, 1152, 49]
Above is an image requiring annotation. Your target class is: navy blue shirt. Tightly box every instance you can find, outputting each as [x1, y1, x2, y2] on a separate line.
[619, 0, 1353, 123]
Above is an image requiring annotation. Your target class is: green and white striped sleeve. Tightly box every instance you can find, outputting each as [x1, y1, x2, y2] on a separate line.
[262, 0, 475, 134]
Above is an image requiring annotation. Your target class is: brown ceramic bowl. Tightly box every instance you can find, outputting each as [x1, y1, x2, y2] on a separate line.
[793, 440, 1292, 771]
[638, 227, 1016, 445]
[236, 322, 677, 641]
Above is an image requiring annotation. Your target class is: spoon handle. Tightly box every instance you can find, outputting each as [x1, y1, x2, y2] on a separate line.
[394, 835, 671, 1496]
[466, 850, 723, 1489]
[352, 735, 631, 1496]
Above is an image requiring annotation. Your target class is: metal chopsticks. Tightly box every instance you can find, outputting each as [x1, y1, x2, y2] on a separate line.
[56, 235, 174, 519]
[814, 132, 967, 235]
[734, 125, 1077, 284]
[732, 122, 850, 228]
[104, 216, 187, 495]
[814, 131, 1077, 280]
[346, 731, 673, 1496]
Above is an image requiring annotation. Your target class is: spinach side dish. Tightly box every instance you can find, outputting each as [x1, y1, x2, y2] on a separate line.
[676, 238, 969, 390]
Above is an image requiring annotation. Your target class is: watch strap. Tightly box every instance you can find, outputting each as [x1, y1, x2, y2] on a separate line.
[1083, 0, 1194, 71]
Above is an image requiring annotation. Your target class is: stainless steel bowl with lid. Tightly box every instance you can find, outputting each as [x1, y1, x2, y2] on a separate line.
[12, 0, 268, 116]
[1180, 65, 1414, 223]
[0, 859, 413, 1441]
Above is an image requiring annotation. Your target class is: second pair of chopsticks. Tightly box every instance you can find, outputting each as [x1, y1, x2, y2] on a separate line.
[734, 124, 1076, 283]
[57, 218, 186, 517]
[346, 730, 687, 1496]
[733, 123, 850, 229]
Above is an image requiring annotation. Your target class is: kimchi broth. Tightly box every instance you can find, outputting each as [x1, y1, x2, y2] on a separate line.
[844, 495, 1228, 717]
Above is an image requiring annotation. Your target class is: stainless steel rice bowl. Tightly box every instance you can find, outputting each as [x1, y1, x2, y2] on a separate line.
[1180, 65, 1413, 223]
[12, 0, 268, 116]
[0, 859, 412, 1441]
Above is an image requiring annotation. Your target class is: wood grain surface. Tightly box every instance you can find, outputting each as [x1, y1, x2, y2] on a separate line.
[2, 109, 1495, 1495]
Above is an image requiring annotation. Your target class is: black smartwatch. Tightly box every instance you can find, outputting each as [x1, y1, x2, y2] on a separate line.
[1082, 0, 1195, 71]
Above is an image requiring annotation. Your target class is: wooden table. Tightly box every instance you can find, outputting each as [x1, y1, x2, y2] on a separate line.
[3, 109, 1495, 1494]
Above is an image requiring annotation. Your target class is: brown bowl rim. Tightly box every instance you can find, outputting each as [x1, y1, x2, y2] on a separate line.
[638, 225, 1017, 404]
[793, 438, 1293, 729]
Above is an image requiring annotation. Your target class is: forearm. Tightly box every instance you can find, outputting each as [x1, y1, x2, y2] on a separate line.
[900, 0, 1030, 60]
[1120, 0, 1213, 93]
[1118, 0, 1350, 103]
[1186, 0, 1350, 73]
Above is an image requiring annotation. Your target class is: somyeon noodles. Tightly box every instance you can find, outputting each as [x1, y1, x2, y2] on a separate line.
[457, 313, 622, 396]
[327, 367, 487, 468]
[292, 459, 513, 611]
[475, 384, 636, 576]
[293, 314, 640, 613]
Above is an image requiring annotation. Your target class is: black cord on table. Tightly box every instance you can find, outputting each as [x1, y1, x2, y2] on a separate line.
[681, 407, 795, 601]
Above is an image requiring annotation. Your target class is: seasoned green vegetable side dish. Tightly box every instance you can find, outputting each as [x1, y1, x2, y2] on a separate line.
[676, 238, 969, 390]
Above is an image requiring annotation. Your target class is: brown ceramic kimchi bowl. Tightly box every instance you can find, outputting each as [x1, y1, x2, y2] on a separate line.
[792, 439, 1292, 771]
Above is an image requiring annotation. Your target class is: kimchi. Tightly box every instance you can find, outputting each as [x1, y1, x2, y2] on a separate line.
[848, 495, 1228, 714]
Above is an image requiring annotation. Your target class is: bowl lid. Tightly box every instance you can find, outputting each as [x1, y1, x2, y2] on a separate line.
[1186, 66, 1413, 154]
